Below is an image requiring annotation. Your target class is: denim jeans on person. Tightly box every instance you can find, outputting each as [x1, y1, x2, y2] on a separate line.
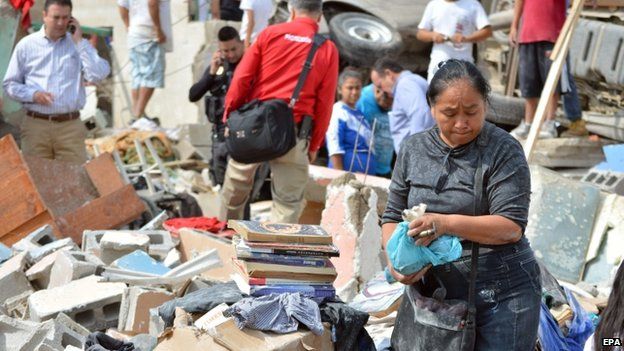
[430, 236, 541, 351]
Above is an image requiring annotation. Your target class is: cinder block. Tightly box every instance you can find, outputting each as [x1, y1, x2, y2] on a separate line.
[3, 289, 33, 319]
[52, 313, 90, 349]
[15, 225, 57, 250]
[0, 315, 54, 350]
[0, 252, 33, 302]
[112, 250, 170, 276]
[0, 243, 12, 263]
[28, 275, 126, 331]
[48, 251, 104, 289]
[25, 247, 73, 290]
[118, 287, 174, 334]
[581, 170, 624, 195]
[27, 238, 78, 264]
[84, 230, 176, 263]
[320, 174, 383, 302]
[100, 231, 150, 265]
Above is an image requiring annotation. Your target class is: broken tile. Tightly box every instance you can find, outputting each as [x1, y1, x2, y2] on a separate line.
[112, 250, 171, 276]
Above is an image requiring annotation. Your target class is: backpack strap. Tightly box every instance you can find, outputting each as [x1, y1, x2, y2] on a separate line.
[289, 34, 327, 108]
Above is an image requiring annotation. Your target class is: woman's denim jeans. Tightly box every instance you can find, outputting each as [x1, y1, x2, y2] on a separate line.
[431, 237, 541, 351]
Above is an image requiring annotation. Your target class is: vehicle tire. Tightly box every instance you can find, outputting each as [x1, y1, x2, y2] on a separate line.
[329, 12, 403, 66]
[486, 93, 524, 126]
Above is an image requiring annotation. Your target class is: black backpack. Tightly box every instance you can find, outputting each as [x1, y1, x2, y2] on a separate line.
[225, 34, 327, 164]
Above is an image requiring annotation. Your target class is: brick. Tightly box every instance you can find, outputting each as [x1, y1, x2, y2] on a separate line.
[25, 247, 72, 290]
[48, 251, 103, 289]
[118, 287, 174, 334]
[112, 250, 170, 276]
[320, 174, 383, 302]
[28, 275, 126, 331]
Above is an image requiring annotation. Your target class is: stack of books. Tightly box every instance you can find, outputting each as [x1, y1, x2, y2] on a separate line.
[228, 220, 339, 299]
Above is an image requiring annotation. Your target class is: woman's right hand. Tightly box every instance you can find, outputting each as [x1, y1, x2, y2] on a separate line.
[387, 263, 431, 285]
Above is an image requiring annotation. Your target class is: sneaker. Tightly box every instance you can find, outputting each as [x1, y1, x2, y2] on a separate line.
[561, 119, 589, 137]
[539, 120, 558, 139]
[511, 120, 531, 139]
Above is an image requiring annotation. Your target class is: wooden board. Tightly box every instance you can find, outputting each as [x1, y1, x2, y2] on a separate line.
[55, 184, 145, 243]
[84, 152, 126, 196]
[1, 211, 57, 246]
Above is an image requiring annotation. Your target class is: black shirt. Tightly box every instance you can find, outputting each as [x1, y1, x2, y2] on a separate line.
[382, 122, 531, 233]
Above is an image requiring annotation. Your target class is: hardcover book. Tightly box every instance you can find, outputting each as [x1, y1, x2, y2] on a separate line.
[234, 237, 340, 257]
[232, 259, 337, 283]
[228, 220, 333, 244]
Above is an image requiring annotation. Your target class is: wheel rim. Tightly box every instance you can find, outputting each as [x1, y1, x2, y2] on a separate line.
[342, 17, 393, 44]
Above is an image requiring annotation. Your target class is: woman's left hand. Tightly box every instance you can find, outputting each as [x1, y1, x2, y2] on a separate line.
[407, 213, 448, 247]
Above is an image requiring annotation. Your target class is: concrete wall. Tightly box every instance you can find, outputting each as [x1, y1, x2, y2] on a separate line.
[71, 0, 207, 128]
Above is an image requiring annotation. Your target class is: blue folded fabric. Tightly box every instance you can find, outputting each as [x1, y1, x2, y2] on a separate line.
[385, 222, 462, 281]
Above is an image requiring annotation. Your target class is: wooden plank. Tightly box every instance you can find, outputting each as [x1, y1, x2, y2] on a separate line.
[524, 0, 584, 161]
[25, 155, 98, 217]
[84, 152, 126, 196]
[55, 184, 146, 244]
[505, 46, 519, 96]
[0, 211, 57, 246]
[0, 134, 26, 178]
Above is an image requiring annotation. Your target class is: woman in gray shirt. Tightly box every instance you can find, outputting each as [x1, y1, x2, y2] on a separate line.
[382, 60, 540, 350]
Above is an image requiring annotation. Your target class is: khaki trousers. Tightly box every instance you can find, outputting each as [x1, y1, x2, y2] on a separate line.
[21, 116, 88, 164]
[220, 139, 309, 223]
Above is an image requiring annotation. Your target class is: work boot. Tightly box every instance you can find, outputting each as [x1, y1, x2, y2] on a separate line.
[561, 119, 589, 137]
[510, 120, 531, 139]
[539, 120, 558, 139]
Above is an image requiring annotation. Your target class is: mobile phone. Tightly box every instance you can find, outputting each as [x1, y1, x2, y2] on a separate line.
[68, 17, 76, 34]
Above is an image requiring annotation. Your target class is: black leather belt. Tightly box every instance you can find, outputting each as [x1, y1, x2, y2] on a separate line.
[27, 110, 80, 122]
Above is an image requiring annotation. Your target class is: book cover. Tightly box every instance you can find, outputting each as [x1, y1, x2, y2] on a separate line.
[240, 252, 331, 268]
[248, 276, 335, 286]
[250, 284, 336, 299]
[228, 220, 333, 244]
[234, 237, 340, 257]
[232, 259, 337, 282]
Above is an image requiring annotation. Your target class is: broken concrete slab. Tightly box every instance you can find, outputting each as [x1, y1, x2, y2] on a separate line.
[118, 287, 174, 335]
[112, 250, 171, 276]
[140, 211, 169, 231]
[28, 275, 126, 331]
[48, 250, 103, 289]
[320, 174, 383, 302]
[100, 231, 150, 265]
[164, 249, 181, 268]
[307, 164, 390, 217]
[3, 289, 33, 319]
[52, 312, 90, 349]
[25, 247, 73, 290]
[0, 252, 34, 303]
[530, 138, 607, 168]
[525, 165, 602, 283]
[27, 238, 78, 264]
[0, 315, 54, 351]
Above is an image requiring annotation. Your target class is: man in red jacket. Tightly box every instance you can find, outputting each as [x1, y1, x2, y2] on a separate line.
[220, 0, 339, 223]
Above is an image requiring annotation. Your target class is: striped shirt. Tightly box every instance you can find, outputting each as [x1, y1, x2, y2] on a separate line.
[2, 26, 110, 115]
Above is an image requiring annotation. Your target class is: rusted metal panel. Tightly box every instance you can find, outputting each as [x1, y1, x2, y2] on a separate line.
[84, 152, 126, 197]
[56, 185, 146, 244]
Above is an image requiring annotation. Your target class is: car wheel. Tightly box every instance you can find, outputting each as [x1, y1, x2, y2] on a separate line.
[328, 12, 403, 66]
[486, 93, 525, 126]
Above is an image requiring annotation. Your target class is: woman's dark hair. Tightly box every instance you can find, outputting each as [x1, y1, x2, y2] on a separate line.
[426, 59, 491, 107]
[594, 262, 624, 351]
